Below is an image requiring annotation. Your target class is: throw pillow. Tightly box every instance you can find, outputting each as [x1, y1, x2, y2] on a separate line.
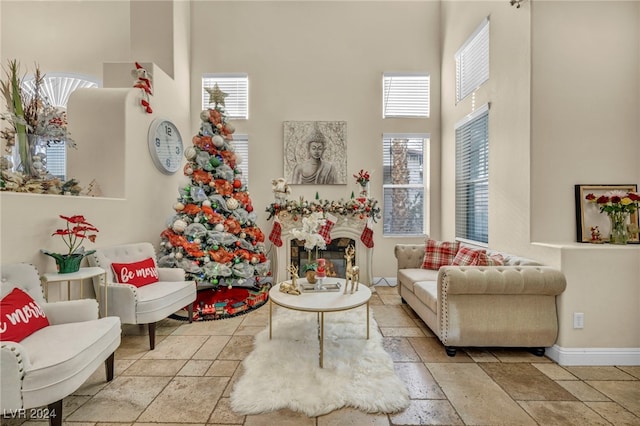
[421, 239, 460, 270]
[0, 288, 50, 342]
[476, 252, 505, 266]
[111, 257, 159, 288]
[452, 246, 486, 266]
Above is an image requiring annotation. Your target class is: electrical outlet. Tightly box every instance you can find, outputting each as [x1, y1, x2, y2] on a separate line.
[573, 312, 585, 329]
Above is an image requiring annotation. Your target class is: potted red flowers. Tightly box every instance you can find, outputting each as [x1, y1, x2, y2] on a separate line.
[41, 215, 99, 273]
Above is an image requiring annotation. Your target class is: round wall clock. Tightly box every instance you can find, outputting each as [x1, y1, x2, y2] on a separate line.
[148, 118, 184, 174]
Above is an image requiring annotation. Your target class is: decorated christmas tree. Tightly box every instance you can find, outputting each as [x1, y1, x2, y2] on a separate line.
[157, 84, 271, 301]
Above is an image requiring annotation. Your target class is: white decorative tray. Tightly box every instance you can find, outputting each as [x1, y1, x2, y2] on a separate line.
[300, 282, 342, 293]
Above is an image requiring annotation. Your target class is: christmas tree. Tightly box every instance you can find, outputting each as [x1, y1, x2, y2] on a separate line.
[157, 84, 271, 292]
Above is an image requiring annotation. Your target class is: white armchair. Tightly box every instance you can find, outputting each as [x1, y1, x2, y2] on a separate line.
[1, 263, 121, 426]
[88, 242, 196, 350]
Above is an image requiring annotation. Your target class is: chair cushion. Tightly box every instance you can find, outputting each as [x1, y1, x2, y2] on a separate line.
[0, 288, 50, 342]
[421, 239, 460, 270]
[134, 280, 196, 324]
[19, 316, 121, 408]
[413, 281, 438, 313]
[111, 257, 159, 287]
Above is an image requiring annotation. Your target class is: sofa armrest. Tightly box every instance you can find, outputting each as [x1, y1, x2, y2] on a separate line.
[394, 244, 425, 270]
[438, 266, 566, 296]
[158, 267, 185, 282]
[43, 299, 99, 324]
[1, 342, 30, 409]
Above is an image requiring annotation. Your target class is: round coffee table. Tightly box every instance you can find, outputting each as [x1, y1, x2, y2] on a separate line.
[269, 279, 372, 368]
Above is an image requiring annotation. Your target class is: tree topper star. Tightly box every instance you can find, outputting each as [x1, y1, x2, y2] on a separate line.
[206, 83, 229, 107]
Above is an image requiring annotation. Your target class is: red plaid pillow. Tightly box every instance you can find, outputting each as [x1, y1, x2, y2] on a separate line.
[111, 257, 159, 288]
[421, 239, 460, 270]
[452, 247, 486, 266]
[0, 288, 50, 342]
[476, 252, 505, 266]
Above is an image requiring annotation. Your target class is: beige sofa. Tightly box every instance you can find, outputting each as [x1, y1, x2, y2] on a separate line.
[394, 244, 566, 356]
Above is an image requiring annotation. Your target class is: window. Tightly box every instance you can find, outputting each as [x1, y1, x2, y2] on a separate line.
[21, 73, 100, 180]
[455, 17, 489, 103]
[382, 73, 430, 118]
[232, 134, 249, 185]
[455, 104, 489, 244]
[382, 133, 428, 236]
[202, 73, 249, 119]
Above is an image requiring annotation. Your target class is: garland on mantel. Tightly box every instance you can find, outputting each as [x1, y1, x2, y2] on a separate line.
[266, 196, 380, 249]
[265, 196, 382, 223]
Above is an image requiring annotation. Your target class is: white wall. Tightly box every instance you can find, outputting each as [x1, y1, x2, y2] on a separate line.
[530, 1, 640, 244]
[440, 1, 533, 257]
[189, 1, 442, 279]
[0, 1, 191, 301]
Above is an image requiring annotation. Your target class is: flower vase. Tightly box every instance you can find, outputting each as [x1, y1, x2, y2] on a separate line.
[608, 212, 630, 245]
[12, 134, 45, 178]
[359, 182, 370, 198]
[41, 249, 95, 274]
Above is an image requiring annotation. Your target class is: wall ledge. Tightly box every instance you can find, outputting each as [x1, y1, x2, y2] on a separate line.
[546, 345, 640, 366]
[533, 242, 640, 250]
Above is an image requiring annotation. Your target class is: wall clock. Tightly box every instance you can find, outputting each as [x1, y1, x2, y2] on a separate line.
[148, 118, 183, 174]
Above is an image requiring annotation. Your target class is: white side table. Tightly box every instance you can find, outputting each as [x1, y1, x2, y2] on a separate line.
[41, 267, 107, 315]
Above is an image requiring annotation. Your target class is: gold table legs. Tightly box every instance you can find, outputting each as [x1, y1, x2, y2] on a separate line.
[269, 301, 370, 369]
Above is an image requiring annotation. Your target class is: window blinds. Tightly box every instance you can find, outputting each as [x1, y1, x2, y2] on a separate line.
[455, 105, 489, 243]
[382, 133, 428, 236]
[455, 17, 490, 103]
[202, 74, 249, 119]
[382, 73, 430, 118]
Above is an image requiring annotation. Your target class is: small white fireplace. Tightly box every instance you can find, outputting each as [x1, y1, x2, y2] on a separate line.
[270, 214, 373, 286]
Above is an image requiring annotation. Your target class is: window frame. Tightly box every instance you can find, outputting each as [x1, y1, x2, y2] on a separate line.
[202, 73, 249, 120]
[382, 72, 430, 119]
[454, 104, 490, 245]
[455, 16, 490, 103]
[382, 133, 429, 237]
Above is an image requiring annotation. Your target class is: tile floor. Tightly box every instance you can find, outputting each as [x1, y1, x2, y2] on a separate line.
[3, 285, 639, 426]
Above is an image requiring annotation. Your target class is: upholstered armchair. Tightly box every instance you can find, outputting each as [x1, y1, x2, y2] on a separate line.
[88, 242, 196, 350]
[1, 263, 121, 426]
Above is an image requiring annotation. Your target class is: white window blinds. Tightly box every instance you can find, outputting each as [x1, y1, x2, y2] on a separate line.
[382, 133, 428, 236]
[382, 73, 430, 118]
[455, 104, 489, 243]
[202, 74, 249, 119]
[455, 17, 490, 103]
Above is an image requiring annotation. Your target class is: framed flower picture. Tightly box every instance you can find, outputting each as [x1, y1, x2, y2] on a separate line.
[574, 184, 640, 244]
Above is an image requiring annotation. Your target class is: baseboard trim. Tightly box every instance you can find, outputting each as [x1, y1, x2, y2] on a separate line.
[546, 345, 640, 366]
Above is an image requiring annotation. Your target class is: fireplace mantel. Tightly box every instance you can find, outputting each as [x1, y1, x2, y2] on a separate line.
[270, 213, 373, 286]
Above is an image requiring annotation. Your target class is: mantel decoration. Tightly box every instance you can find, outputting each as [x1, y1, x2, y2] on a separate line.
[585, 190, 640, 245]
[0, 59, 82, 194]
[41, 214, 99, 273]
[575, 184, 640, 244]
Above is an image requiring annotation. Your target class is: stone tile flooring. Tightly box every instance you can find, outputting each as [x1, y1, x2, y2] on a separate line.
[3, 285, 639, 425]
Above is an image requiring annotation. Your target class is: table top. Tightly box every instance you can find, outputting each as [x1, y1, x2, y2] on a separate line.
[41, 266, 106, 282]
[270, 278, 371, 312]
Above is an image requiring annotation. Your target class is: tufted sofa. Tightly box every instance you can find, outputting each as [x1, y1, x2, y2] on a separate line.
[394, 244, 566, 356]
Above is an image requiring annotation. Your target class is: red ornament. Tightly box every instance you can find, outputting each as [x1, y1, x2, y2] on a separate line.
[233, 179, 241, 189]
[246, 204, 254, 213]
[235, 241, 241, 247]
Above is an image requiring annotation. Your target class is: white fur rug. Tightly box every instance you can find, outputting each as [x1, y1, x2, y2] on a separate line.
[230, 305, 410, 417]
